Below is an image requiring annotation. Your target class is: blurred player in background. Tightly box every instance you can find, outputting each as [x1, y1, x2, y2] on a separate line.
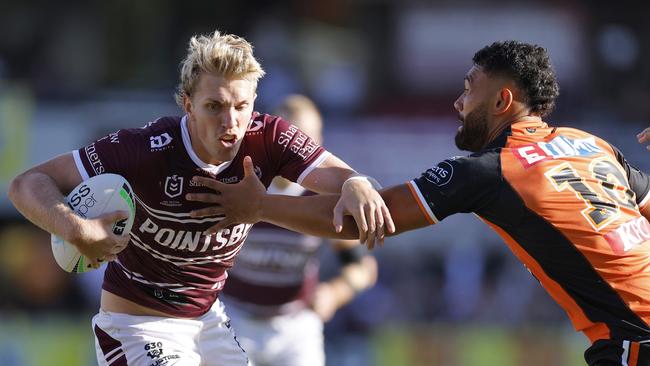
[201, 41, 650, 366]
[7, 31, 391, 366]
[222, 95, 377, 366]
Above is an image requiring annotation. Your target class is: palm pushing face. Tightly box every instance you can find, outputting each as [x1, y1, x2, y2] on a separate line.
[184, 73, 256, 165]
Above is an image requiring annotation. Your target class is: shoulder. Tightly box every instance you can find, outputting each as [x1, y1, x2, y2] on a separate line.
[429, 151, 500, 184]
[245, 112, 300, 149]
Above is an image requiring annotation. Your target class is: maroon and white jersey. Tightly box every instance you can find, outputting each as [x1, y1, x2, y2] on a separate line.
[222, 183, 322, 316]
[72, 113, 329, 317]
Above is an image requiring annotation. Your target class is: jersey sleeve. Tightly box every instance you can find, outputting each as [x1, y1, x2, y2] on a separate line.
[407, 154, 498, 223]
[610, 144, 650, 207]
[266, 116, 329, 184]
[72, 129, 141, 181]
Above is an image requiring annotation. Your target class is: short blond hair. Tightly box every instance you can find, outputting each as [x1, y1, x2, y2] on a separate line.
[175, 31, 265, 106]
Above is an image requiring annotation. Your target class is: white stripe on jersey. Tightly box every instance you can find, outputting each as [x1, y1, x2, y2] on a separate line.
[296, 151, 331, 185]
[135, 195, 224, 223]
[408, 180, 440, 224]
[115, 260, 198, 292]
[72, 149, 90, 181]
[622, 340, 630, 366]
[129, 232, 243, 265]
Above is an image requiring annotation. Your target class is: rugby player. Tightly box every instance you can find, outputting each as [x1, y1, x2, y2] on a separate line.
[200, 41, 650, 366]
[8, 31, 391, 366]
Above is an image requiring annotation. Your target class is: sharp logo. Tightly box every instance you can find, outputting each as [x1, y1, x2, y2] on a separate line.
[150, 133, 173, 150]
[164, 175, 183, 198]
[254, 165, 262, 179]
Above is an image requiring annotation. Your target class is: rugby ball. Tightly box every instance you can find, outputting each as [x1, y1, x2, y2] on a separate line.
[51, 173, 136, 273]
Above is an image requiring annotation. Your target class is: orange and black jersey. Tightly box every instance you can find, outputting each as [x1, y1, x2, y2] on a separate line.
[409, 119, 650, 343]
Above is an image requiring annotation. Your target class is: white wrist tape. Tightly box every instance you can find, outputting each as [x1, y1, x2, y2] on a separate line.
[343, 175, 382, 190]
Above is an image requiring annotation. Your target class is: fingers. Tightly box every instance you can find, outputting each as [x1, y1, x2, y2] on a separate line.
[333, 202, 345, 233]
[186, 193, 222, 204]
[382, 205, 396, 234]
[637, 128, 650, 143]
[242, 156, 256, 178]
[365, 204, 377, 249]
[101, 210, 130, 223]
[355, 211, 369, 246]
[203, 219, 233, 236]
[189, 207, 225, 218]
[191, 176, 225, 191]
[375, 208, 385, 247]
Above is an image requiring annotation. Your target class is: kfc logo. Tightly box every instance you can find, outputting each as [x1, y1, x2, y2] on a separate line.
[164, 175, 184, 198]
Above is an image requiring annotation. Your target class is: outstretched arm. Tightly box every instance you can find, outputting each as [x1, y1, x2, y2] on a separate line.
[187, 157, 432, 247]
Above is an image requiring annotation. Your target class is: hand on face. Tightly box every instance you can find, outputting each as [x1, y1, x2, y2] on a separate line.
[333, 177, 395, 250]
[187, 156, 265, 235]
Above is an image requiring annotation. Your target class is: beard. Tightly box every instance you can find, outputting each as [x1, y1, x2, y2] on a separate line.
[454, 104, 490, 152]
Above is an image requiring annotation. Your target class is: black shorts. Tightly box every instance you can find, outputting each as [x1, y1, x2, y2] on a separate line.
[585, 339, 650, 366]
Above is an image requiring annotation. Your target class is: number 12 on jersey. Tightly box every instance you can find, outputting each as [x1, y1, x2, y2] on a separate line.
[545, 157, 637, 231]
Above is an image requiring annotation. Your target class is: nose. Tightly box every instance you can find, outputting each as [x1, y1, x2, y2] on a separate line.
[454, 95, 463, 112]
[222, 107, 238, 130]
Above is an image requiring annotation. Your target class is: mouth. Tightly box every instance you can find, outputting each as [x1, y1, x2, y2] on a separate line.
[218, 134, 238, 148]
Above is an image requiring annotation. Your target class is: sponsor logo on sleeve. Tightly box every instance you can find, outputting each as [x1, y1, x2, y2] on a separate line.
[423, 161, 454, 186]
[84, 143, 105, 175]
[513, 135, 602, 168]
[276, 124, 320, 161]
[109, 131, 119, 143]
[150, 133, 173, 151]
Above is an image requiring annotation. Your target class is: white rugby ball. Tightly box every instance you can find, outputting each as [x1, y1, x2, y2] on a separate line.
[51, 173, 136, 273]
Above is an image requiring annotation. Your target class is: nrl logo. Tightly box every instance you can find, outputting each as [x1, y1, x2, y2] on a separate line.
[164, 175, 184, 198]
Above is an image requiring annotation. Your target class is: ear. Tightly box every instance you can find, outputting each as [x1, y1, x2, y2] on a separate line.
[183, 94, 193, 116]
[494, 88, 513, 115]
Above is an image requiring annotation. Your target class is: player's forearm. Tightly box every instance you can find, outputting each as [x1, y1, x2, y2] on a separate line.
[8, 171, 83, 240]
[331, 256, 377, 305]
[258, 194, 359, 239]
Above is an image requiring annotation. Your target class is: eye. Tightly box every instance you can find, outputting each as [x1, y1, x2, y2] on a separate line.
[235, 103, 248, 111]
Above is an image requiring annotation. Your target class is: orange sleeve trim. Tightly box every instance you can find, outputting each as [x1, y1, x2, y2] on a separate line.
[407, 181, 438, 225]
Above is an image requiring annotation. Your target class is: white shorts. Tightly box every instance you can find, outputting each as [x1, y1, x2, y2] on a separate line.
[225, 305, 324, 366]
[92, 300, 249, 366]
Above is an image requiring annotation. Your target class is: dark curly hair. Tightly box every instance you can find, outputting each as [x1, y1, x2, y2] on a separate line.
[473, 41, 559, 117]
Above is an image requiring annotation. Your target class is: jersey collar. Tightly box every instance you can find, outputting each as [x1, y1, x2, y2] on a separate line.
[483, 118, 548, 150]
[180, 115, 233, 175]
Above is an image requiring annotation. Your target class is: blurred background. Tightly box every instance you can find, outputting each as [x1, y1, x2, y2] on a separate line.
[1, 0, 649, 365]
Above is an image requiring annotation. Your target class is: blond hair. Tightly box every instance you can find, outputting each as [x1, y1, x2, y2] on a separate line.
[175, 31, 265, 106]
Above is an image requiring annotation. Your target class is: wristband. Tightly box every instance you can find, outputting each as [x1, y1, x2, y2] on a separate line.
[343, 175, 382, 190]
